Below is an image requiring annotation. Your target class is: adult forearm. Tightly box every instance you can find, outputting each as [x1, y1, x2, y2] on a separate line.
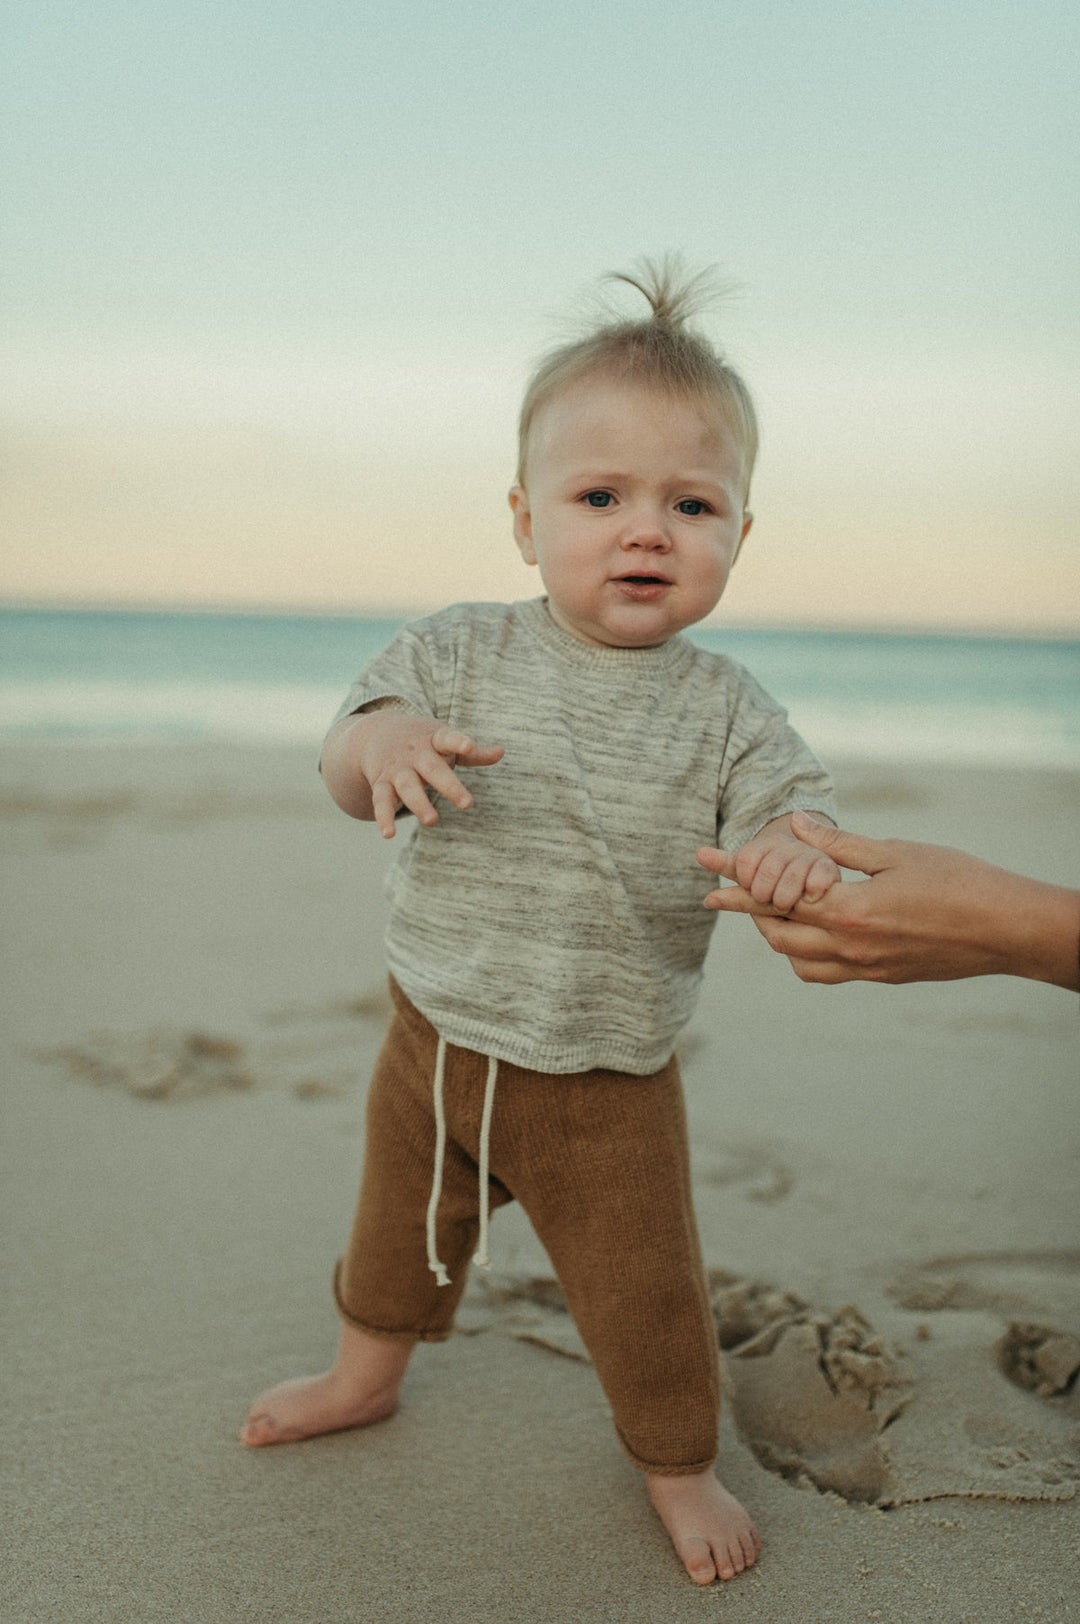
[701, 821, 1080, 991]
[1001, 875, 1080, 990]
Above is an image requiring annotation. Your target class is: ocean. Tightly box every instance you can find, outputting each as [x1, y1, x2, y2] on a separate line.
[2, 605, 1078, 768]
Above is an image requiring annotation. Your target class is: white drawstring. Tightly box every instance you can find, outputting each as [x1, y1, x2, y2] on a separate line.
[424, 1036, 500, 1287]
[473, 1055, 499, 1270]
[425, 1036, 451, 1286]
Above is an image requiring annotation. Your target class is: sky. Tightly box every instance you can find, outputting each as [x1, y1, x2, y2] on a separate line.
[2, 0, 1078, 631]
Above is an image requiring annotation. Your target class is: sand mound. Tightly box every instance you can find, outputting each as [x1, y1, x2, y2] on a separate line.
[998, 1322, 1080, 1399]
[464, 1265, 1080, 1508]
[709, 1270, 916, 1505]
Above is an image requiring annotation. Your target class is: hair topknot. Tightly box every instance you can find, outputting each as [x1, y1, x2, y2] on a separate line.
[603, 253, 733, 328]
[515, 255, 758, 495]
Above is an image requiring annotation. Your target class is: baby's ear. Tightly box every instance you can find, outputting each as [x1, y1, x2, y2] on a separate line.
[733, 510, 753, 565]
[508, 486, 537, 565]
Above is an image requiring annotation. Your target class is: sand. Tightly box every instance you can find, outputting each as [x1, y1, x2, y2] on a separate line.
[2, 740, 1078, 1623]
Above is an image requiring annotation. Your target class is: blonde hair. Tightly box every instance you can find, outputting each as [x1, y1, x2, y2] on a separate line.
[516, 256, 759, 497]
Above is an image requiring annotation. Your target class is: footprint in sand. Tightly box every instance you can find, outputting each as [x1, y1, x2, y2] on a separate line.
[34, 991, 392, 1103]
[889, 1251, 1080, 1403]
[698, 1142, 795, 1204]
[888, 1250, 1080, 1323]
[461, 1274, 591, 1360]
[36, 1029, 255, 1100]
[882, 1251, 1080, 1503]
[260, 987, 392, 1026]
[256, 988, 391, 1097]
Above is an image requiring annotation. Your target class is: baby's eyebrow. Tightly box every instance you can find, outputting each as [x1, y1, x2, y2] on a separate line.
[566, 468, 634, 484]
[566, 468, 729, 489]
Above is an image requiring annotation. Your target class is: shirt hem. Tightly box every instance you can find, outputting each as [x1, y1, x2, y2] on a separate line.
[390, 972, 680, 1076]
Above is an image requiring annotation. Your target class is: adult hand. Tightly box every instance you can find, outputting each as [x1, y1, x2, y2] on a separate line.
[698, 811, 1080, 990]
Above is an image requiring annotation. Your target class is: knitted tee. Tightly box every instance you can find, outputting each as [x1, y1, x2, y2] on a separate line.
[331, 597, 836, 1074]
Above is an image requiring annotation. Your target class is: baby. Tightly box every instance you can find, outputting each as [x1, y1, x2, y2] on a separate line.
[242, 261, 839, 1586]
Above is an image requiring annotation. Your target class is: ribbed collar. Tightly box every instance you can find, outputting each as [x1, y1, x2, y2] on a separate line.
[519, 596, 694, 676]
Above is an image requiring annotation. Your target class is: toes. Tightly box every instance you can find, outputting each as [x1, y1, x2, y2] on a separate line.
[712, 1541, 744, 1581]
[680, 1537, 717, 1586]
[739, 1526, 761, 1566]
[240, 1413, 281, 1446]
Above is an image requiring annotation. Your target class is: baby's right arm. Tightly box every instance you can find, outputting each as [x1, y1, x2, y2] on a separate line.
[320, 709, 504, 838]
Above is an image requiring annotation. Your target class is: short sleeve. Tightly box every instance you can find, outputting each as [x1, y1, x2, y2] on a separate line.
[716, 681, 836, 851]
[325, 620, 447, 735]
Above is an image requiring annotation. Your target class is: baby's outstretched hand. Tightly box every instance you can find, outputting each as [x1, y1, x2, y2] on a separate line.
[357, 714, 504, 838]
[720, 823, 840, 913]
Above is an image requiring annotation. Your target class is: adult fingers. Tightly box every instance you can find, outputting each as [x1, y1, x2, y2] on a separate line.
[750, 913, 890, 982]
[784, 955, 858, 985]
[703, 883, 781, 916]
[788, 812, 890, 877]
[750, 913, 846, 967]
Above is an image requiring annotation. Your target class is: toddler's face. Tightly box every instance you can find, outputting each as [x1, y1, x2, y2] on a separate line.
[509, 378, 753, 649]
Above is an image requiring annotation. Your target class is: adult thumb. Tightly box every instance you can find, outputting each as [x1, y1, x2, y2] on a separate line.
[789, 810, 888, 876]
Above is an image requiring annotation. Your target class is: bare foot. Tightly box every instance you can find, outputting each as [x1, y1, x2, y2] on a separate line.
[646, 1469, 762, 1585]
[241, 1321, 415, 1447]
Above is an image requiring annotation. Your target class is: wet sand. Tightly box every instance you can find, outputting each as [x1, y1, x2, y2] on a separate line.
[2, 741, 1077, 1622]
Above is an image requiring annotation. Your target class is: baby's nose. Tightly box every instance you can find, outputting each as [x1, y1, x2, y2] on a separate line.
[621, 509, 671, 548]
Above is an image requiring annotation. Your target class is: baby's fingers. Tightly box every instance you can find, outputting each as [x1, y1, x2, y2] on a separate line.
[430, 726, 477, 758]
[697, 845, 737, 881]
[456, 742, 505, 767]
[771, 858, 814, 915]
[414, 750, 475, 812]
[804, 855, 841, 900]
[371, 780, 403, 840]
[430, 726, 504, 769]
[390, 768, 440, 829]
[746, 847, 791, 902]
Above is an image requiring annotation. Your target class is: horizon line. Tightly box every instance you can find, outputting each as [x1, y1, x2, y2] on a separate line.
[2, 595, 1077, 645]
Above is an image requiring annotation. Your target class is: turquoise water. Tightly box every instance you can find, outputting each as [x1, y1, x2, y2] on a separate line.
[2, 605, 1078, 767]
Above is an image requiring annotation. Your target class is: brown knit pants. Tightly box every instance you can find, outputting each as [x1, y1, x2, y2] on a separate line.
[334, 979, 720, 1475]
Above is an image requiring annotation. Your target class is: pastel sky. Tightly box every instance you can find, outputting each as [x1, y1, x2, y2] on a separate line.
[3, 0, 1078, 630]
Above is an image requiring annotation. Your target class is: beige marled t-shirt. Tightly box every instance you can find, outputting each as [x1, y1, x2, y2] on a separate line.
[331, 598, 835, 1074]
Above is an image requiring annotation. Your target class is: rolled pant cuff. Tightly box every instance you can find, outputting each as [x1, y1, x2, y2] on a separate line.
[617, 1428, 717, 1476]
[333, 1260, 454, 1345]
[623, 1452, 719, 1477]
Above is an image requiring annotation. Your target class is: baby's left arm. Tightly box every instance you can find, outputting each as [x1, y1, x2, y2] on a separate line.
[728, 813, 840, 913]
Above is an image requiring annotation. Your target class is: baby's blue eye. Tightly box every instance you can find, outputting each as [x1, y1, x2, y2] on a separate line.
[676, 499, 710, 516]
[583, 491, 613, 507]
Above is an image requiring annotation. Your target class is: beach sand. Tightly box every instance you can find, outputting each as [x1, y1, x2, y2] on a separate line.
[2, 741, 1077, 1623]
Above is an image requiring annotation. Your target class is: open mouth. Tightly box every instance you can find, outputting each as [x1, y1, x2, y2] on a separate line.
[613, 573, 673, 601]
